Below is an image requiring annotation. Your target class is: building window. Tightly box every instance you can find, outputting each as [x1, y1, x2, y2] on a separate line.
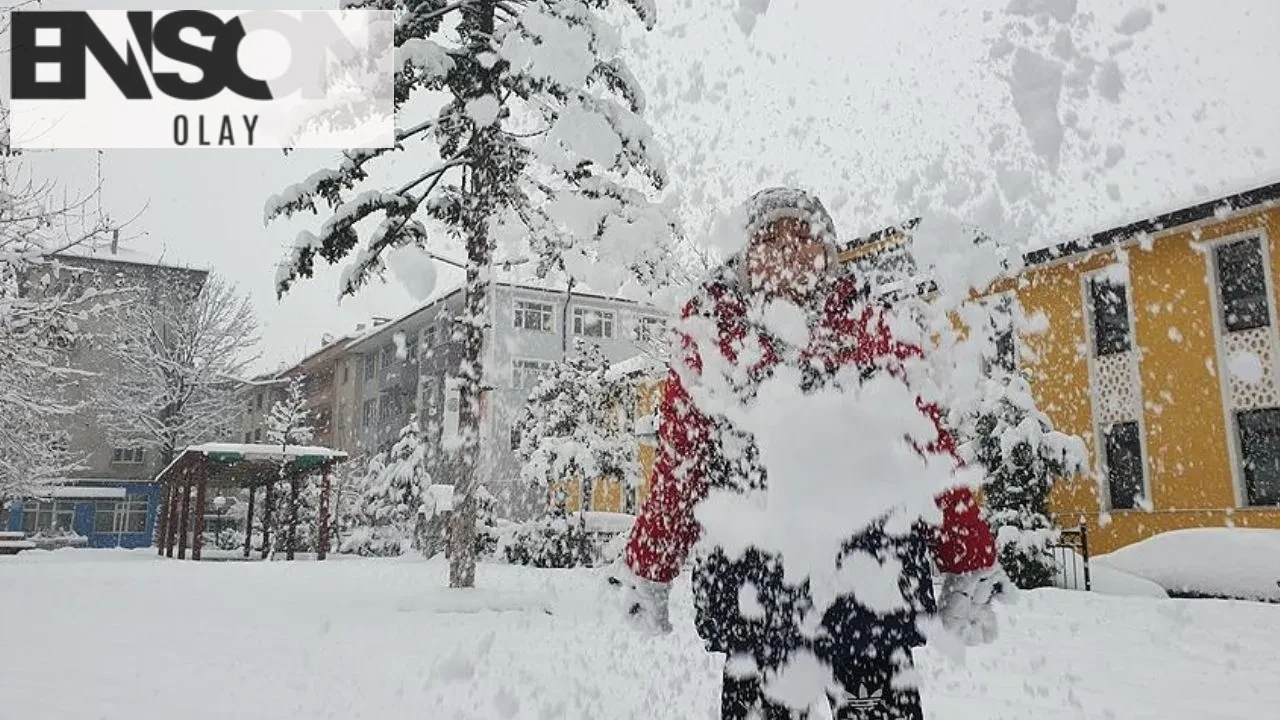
[510, 425, 521, 451]
[243, 431, 252, 444]
[93, 495, 149, 534]
[1236, 408, 1280, 506]
[22, 500, 75, 535]
[635, 316, 665, 342]
[254, 428, 262, 442]
[573, 307, 615, 339]
[1088, 275, 1131, 357]
[379, 394, 390, 421]
[514, 300, 554, 333]
[1215, 237, 1271, 333]
[111, 447, 144, 464]
[256, 393, 264, 410]
[406, 331, 419, 361]
[381, 343, 396, 368]
[512, 358, 554, 391]
[364, 354, 376, 381]
[362, 399, 376, 428]
[424, 324, 438, 349]
[1103, 420, 1144, 510]
[342, 364, 351, 385]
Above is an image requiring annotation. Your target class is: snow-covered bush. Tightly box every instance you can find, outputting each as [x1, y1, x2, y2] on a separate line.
[499, 514, 593, 569]
[958, 372, 1087, 589]
[342, 418, 429, 557]
[515, 339, 639, 509]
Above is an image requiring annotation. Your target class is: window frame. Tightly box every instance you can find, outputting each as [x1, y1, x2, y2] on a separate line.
[635, 315, 665, 343]
[362, 399, 376, 428]
[1102, 420, 1146, 511]
[1235, 408, 1280, 506]
[513, 299, 555, 333]
[364, 354, 377, 381]
[22, 499, 76, 536]
[1214, 236, 1272, 333]
[1087, 273, 1133, 358]
[111, 447, 144, 464]
[572, 307, 616, 339]
[406, 330, 419, 362]
[512, 358, 555, 391]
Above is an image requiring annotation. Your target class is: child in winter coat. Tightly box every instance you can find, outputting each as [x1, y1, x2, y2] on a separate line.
[609, 188, 1013, 720]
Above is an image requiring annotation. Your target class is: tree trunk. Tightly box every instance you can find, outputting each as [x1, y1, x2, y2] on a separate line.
[317, 465, 332, 561]
[192, 472, 207, 561]
[261, 482, 274, 560]
[177, 478, 191, 560]
[156, 482, 172, 555]
[287, 477, 300, 561]
[448, 0, 499, 590]
[243, 485, 256, 559]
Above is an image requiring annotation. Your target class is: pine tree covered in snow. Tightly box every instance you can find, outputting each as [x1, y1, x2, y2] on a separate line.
[343, 417, 428, 557]
[264, 375, 314, 557]
[266, 375, 315, 447]
[515, 339, 638, 512]
[958, 371, 1087, 589]
[265, 0, 671, 587]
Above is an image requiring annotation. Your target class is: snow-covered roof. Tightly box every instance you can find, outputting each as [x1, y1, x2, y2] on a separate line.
[23, 486, 128, 499]
[189, 442, 348, 460]
[51, 243, 207, 273]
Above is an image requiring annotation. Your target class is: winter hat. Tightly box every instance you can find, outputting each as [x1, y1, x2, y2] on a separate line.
[734, 187, 842, 289]
[742, 187, 839, 246]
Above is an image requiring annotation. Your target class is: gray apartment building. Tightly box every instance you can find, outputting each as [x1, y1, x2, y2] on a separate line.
[341, 280, 667, 519]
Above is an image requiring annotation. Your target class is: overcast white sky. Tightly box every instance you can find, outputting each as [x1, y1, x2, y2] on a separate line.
[11, 0, 1280, 371]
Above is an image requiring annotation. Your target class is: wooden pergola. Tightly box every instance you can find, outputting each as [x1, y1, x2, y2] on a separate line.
[153, 443, 348, 561]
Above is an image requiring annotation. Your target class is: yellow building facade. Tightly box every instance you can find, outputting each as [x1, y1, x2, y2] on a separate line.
[1008, 185, 1280, 553]
[837, 183, 1280, 553]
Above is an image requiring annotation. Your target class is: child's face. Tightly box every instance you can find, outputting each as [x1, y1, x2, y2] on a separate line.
[745, 216, 829, 300]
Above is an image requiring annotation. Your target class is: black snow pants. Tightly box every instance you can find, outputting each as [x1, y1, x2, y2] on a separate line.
[693, 523, 936, 720]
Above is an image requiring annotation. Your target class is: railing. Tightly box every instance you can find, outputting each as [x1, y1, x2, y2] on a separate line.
[1050, 522, 1092, 591]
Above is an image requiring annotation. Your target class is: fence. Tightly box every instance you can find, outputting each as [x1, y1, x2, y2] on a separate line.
[1050, 523, 1092, 591]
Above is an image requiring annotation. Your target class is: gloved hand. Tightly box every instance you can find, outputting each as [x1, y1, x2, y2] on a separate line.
[604, 559, 672, 635]
[938, 564, 1016, 646]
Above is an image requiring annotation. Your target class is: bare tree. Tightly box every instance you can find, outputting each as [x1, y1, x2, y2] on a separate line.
[97, 274, 261, 468]
[0, 159, 127, 501]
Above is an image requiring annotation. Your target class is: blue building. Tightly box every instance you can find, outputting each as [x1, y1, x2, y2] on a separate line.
[4, 481, 162, 549]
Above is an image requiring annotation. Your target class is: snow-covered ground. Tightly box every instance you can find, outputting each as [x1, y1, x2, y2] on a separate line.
[2, 550, 1277, 720]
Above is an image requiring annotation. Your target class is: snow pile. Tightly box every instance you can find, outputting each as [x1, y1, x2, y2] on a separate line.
[3, 552, 1280, 719]
[1053, 549, 1168, 599]
[1094, 528, 1280, 602]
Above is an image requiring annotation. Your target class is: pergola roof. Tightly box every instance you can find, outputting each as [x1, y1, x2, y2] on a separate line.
[155, 443, 349, 488]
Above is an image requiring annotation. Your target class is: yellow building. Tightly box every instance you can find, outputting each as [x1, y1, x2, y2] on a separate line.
[839, 182, 1280, 554]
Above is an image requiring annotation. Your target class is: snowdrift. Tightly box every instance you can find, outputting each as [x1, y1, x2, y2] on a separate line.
[1053, 549, 1168, 598]
[1094, 528, 1280, 602]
